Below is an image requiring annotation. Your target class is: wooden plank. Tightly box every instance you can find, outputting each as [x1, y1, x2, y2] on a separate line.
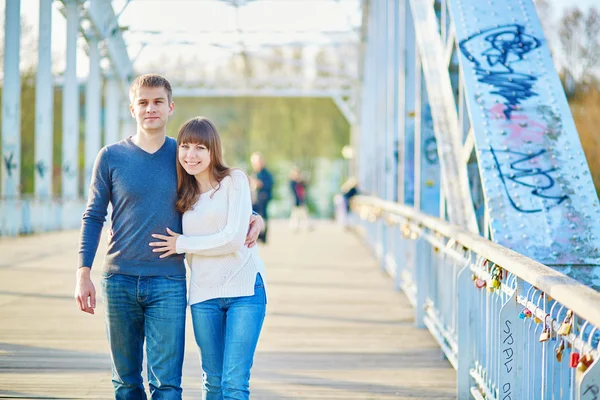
[0, 221, 456, 399]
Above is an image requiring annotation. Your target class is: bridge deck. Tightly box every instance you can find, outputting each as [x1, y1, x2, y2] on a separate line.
[0, 220, 455, 399]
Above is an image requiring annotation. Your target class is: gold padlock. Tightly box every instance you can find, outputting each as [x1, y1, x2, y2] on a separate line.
[539, 328, 551, 342]
[490, 277, 501, 289]
[558, 310, 573, 336]
[558, 323, 572, 336]
[555, 340, 565, 362]
[533, 317, 542, 324]
[577, 354, 594, 373]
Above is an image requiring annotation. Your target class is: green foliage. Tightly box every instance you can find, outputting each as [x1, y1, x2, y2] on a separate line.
[167, 97, 350, 170]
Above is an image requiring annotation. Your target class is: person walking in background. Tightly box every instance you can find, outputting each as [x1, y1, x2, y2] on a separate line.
[149, 117, 267, 400]
[289, 166, 312, 231]
[335, 177, 359, 229]
[74, 74, 263, 399]
[250, 152, 274, 244]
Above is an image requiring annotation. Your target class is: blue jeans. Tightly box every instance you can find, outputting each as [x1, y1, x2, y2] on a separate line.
[190, 274, 266, 400]
[101, 273, 187, 400]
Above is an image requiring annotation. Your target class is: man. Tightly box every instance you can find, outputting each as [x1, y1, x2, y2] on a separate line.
[75, 74, 263, 399]
[250, 152, 274, 243]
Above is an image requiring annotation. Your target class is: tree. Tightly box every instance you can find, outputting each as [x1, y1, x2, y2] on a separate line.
[559, 6, 600, 85]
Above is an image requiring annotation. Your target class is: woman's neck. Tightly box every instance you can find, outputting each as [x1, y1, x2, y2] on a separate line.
[194, 173, 217, 194]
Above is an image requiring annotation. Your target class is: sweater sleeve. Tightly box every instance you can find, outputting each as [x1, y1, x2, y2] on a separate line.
[78, 147, 111, 268]
[176, 170, 252, 256]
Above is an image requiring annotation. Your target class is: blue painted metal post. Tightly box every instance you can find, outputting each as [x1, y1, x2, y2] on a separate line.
[403, 1, 416, 207]
[384, 0, 400, 281]
[377, 0, 389, 268]
[414, 58, 441, 327]
[35, 0, 53, 201]
[2, 0, 21, 236]
[62, 0, 80, 200]
[84, 35, 102, 191]
[386, 0, 399, 204]
[359, 0, 375, 196]
[395, 0, 406, 204]
[391, 0, 406, 291]
[120, 99, 136, 140]
[104, 77, 121, 145]
[457, 260, 474, 397]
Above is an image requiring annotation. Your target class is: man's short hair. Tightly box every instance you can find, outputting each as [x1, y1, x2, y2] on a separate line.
[129, 74, 173, 103]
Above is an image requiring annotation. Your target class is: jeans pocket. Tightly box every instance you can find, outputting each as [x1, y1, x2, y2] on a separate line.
[164, 275, 187, 281]
[101, 272, 115, 280]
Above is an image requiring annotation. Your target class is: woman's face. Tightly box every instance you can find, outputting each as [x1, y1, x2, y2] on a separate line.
[178, 142, 211, 177]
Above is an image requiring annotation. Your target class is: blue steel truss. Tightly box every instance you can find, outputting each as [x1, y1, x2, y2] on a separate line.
[357, 0, 600, 289]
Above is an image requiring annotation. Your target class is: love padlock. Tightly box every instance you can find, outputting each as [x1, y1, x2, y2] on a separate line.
[533, 316, 542, 324]
[555, 340, 565, 362]
[518, 309, 532, 319]
[475, 278, 486, 289]
[539, 328, 551, 342]
[557, 310, 573, 336]
[577, 354, 594, 373]
[570, 352, 580, 368]
[490, 277, 501, 290]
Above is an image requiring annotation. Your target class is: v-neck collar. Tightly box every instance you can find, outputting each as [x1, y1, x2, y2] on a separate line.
[127, 136, 168, 156]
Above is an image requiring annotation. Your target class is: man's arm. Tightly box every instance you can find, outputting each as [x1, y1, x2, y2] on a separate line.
[246, 213, 264, 248]
[75, 267, 96, 314]
[75, 148, 111, 314]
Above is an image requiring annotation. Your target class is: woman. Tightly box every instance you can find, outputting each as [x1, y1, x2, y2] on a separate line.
[149, 117, 267, 400]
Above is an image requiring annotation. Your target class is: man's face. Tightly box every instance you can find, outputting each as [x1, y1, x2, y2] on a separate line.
[129, 86, 174, 132]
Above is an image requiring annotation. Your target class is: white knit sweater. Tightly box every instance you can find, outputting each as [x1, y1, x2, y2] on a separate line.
[175, 169, 266, 305]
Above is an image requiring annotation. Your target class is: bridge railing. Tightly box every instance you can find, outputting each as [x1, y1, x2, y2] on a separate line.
[353, 195, 600, 400]
[0, 196, 86, 236]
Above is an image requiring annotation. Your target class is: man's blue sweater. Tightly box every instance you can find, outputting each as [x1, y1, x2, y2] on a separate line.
[79, 136, 186, 276]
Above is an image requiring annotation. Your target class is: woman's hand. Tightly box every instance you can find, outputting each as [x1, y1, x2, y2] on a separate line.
[246, 214, 264, 248]
[149, 227, 181, 258]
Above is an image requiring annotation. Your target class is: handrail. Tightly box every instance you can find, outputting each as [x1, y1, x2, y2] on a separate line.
[353, 195, 600, 328]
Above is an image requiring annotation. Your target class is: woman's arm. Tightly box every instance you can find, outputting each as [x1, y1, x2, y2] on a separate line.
[176, 170, 253, 256]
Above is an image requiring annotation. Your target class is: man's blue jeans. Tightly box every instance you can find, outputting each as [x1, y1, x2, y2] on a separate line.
[101, 273, 187, 400]
[190, 274, 266, 400]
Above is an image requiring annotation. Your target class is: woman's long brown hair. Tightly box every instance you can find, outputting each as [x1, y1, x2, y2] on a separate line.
[176, 117, 231, 213]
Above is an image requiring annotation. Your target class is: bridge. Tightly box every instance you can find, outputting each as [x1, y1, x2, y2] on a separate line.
[1, 0, 600, 399]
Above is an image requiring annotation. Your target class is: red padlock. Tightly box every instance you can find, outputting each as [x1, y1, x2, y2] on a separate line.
[475, 278, 486, 289]
[570, 352, 580, 368]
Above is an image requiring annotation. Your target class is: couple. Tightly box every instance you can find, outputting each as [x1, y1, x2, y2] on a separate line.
[75, 74, 267, 400]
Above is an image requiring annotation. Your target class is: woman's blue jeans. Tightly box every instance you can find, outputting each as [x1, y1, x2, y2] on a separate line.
[190, 274, 266, 400]
[101, 273, 187, 400]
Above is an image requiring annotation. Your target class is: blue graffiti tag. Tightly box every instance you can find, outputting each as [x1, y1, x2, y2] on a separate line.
[485, 147, 567, 213]
[459, 24, 541, 119]
[3, 152, 17, 177]
[35, 160, 47, 178]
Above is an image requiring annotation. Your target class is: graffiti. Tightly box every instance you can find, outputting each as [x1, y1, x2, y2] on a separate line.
[424, 137, 438, 165]
[459, 24, 541, 119]
[63, 162, 77, 178]
[3, 152, 17, 177]
[35, 160, 47, 178]
[582, 384, 599, 399]
[485, 147, 568, 213]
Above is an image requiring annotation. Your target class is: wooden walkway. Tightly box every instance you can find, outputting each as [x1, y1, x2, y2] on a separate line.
[0, 220, 455, 399]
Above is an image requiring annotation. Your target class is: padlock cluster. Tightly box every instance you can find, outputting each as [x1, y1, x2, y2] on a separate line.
[521, 307, 596, 372]
[471, 262, 502, 292]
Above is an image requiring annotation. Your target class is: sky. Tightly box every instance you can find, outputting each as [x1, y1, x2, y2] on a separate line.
[6, 0, 600, 78]
[15, 0, 362, 78]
